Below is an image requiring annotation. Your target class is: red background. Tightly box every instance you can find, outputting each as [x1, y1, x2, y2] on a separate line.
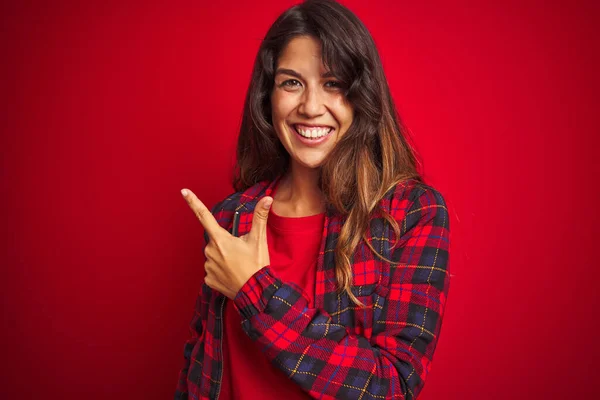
[2, 0, 599, 398]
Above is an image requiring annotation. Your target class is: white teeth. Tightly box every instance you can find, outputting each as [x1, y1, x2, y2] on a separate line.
[295, 126, 332, 139]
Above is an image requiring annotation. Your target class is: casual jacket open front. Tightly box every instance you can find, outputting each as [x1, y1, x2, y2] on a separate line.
[175, 175, 451, 400]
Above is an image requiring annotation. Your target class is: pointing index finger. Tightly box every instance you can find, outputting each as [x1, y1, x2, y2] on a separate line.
[181, 188, 225, 239]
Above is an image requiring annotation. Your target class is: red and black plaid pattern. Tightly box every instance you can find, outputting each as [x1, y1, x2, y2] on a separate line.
[175, 176, 450, 399]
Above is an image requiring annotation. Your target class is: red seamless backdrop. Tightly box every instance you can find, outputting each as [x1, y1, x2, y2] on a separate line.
[1, 0, 599, 399]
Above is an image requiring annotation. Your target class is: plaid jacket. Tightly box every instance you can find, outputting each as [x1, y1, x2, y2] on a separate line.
[175, 176, 450, 400]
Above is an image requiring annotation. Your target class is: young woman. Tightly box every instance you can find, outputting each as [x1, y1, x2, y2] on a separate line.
[176, 0, 450, 399]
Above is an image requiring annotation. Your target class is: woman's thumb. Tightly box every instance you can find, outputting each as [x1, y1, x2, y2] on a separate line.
[250, 196, 272, 239]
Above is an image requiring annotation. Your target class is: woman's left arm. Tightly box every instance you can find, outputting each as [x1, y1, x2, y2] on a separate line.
[233, 187, 450, 400]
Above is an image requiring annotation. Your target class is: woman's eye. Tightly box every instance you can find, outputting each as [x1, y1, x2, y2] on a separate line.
[279, 79, 344, 90]
[281, 79, 301, 87]
[325, 80, 343, 89]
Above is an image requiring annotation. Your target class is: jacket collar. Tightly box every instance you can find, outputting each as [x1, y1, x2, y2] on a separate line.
[236, 174, 284, 213]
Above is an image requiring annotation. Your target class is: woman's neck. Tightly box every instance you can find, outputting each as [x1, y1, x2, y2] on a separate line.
[273, 162, 326, 217]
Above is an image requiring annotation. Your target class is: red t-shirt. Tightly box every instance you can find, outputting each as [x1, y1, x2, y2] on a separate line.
[219, 196, 325, 398]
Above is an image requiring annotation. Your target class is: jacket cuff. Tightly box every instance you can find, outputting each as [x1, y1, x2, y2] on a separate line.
[233, 266, 281, 320]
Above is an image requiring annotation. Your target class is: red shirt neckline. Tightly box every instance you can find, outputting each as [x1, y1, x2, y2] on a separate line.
[268, 208, 325, 233]
[267, 174, 325, 233]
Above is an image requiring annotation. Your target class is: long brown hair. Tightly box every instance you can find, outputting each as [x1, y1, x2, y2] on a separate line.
[233, 0, 424, 307]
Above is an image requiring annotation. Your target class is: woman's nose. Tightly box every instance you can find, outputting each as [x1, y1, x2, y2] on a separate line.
[298, 87, 325, 117]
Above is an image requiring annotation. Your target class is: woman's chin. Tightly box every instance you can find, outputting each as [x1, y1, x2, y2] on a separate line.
[291, 155, 327, 170]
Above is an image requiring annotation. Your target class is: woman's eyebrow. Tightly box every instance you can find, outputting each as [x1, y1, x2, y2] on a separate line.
[275, 68, 336, 79]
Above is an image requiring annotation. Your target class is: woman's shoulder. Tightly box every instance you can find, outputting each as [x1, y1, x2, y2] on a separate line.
[381, 178, 449, 224]
[388, 178, 447, 203]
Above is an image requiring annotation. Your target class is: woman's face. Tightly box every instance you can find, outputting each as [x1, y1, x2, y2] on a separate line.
[270, 35, 354, 169]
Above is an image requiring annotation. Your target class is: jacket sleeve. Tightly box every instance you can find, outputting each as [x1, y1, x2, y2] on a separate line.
[232, 187, 450, 399]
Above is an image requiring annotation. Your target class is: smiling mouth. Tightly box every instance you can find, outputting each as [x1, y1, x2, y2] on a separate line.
[292, 124, 334, 139]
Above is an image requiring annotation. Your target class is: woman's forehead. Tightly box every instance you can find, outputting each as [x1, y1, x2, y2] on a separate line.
[277, 36, 328, 72]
